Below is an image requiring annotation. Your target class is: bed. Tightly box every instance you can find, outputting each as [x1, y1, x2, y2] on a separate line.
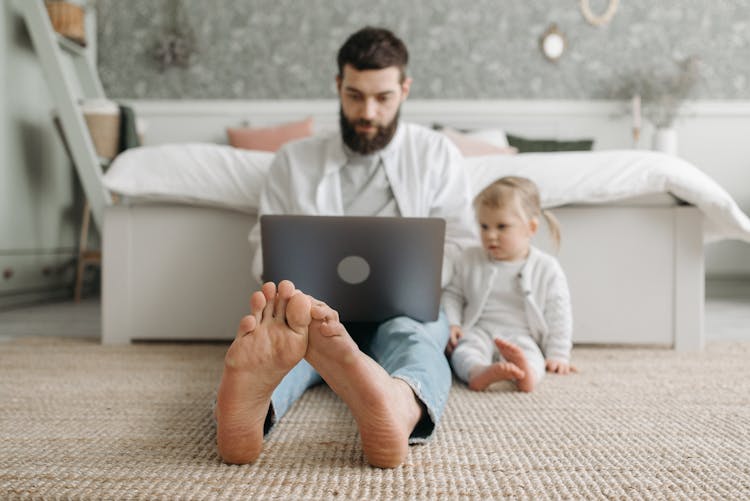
[100, 142, 750, 350]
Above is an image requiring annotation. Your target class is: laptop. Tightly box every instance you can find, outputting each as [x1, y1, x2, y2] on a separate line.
[260, 215, 445, 323]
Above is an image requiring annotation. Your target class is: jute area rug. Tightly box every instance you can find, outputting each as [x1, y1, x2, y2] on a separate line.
[1, 337, 749, 500]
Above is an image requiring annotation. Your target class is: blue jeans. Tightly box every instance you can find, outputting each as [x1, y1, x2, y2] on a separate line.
[266, 310, 451, 443]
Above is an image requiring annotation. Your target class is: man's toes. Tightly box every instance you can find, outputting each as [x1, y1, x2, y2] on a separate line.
[278, 280, 295, 294]
[311, 302, 339, 322]
[261, 282, 277, 302]
[319, 319, 346, 337]
[311, 302, 327, 321]
[260, 283, 277, 321]
[273, 280, 296, 321]
[273, 280, 296, 323]
[249, 291, 267, 324]
[236, 315, 257, 338]
[285, 292, 312, 334]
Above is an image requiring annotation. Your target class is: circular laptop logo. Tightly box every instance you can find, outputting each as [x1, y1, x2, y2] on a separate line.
[337, 256, 370, 284]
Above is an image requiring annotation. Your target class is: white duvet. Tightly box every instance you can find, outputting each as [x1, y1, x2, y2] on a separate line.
[104, 144, 274, 214]
[465, 150, 750, 243]
[104, 144, 750, 243]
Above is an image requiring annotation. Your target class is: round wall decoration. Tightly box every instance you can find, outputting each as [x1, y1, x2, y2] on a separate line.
[579, 0, 620, 27]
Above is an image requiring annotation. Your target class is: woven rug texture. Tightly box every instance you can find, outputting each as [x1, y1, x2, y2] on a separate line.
[1, 337, 749, 500]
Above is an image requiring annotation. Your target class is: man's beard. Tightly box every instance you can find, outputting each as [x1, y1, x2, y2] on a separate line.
[340, 107, 400, 155]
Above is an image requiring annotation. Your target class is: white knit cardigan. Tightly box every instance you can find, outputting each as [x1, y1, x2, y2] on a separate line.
[442, 245, 573, 362]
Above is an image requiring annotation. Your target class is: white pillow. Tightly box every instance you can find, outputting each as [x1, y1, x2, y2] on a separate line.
[103, 143, 274, 213]
[463, 128, 509, 148]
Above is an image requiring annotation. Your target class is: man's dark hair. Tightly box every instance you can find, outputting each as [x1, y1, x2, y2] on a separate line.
[337, 27, 408, 82]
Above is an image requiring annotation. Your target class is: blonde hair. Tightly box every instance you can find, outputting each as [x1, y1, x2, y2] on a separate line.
[474, 176, 561, 250]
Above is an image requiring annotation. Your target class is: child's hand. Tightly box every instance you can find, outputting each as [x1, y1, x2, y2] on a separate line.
[545, 359, 578, 375]
[445, 325, 463, 357]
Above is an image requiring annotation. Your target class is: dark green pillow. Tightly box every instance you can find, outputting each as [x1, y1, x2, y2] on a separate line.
[506, 133, 594, 153]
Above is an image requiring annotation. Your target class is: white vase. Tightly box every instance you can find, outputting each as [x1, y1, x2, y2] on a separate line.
[652, 127, 678, 155]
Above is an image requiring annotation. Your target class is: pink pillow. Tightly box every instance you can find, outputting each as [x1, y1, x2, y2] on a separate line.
[227, 117, 314, 152]
[441, 127, 518, 157]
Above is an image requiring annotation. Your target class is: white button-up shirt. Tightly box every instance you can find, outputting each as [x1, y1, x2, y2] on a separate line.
[248, 122, 477, 286]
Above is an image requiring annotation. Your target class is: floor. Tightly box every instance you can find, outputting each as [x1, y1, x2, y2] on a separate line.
[0, 279, 748, 343]
[703, 278, 750, 341]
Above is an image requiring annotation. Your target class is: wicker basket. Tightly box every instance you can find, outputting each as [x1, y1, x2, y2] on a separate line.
[80, 100, 120, 160]
[45, 1, 86, 46]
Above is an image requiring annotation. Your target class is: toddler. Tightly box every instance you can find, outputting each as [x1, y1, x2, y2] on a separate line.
[443, 176, 575, 392]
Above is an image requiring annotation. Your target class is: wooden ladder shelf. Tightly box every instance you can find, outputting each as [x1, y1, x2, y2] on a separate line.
[15, 0, 113, 229]
[16, 0, 114, 301]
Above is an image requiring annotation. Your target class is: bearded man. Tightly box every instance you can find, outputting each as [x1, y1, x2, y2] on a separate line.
[216, 27, 476, 468]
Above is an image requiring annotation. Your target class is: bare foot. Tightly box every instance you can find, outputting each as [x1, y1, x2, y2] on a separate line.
[494, 338, 536, 392]
[467, 362, 525, 391]
[215, 280, 311, 464]
[305, 302, 422, 468]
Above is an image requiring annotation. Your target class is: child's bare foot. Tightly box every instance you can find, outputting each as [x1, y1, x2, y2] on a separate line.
[467, 362, 525, 391]
[215, 280, 311, 464]
[304, 301, 422, 469]
[494, 338, 536, 392]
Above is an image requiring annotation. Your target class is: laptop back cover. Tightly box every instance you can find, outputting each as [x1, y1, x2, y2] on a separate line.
[261, 215, 445, 323]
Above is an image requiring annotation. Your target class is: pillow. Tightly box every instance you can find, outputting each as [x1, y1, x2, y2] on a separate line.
[506, 133, 594, 153]
[227, 116, 314, 151]
[441, 127, 518, 157]
[433, 123, 510, 148]
[462, 128, 510, 148]
[103, 143, 274, 213]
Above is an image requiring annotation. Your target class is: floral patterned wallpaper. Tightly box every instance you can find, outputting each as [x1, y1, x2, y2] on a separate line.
[96, 0, 750, 99]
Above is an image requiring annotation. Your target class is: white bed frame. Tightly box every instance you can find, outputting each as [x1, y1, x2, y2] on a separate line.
[101, 101, 705, 349]
[102, 199, 704, 350]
